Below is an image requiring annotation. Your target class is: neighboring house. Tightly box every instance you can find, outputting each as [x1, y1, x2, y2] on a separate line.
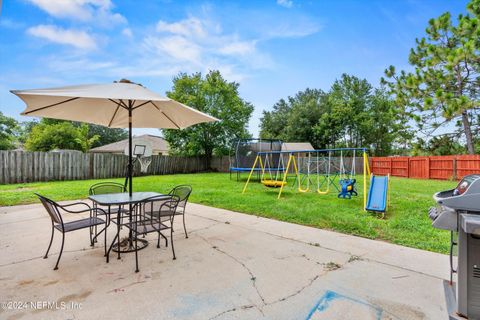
[89, 134, 170, 156]
[281, 142, 315, 157]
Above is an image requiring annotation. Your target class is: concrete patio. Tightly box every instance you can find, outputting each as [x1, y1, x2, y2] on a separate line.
[0, 201, 450, 320]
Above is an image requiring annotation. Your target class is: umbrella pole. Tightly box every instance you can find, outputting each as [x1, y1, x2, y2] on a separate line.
[128, 102, 133, 249]
[128, 103, 133, 196]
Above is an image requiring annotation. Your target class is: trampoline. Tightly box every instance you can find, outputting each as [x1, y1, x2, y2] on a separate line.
[229, 138, 283, 181]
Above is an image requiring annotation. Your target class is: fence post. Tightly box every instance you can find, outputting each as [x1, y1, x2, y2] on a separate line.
[426, 157, 430, 179]
[89, 154, 94, 179]
[406, 157, 410, 178]
[453, 157, 457, 180]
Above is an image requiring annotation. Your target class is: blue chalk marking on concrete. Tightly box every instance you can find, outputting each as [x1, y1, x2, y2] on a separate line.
[306, 290, 383, 320]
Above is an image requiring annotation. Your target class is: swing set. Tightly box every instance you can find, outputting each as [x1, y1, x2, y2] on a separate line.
[242, 148, 378, 211]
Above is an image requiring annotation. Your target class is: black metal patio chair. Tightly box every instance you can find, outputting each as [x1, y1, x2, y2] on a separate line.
[36, 193, 108, 270]
[125, 195, 180, 272]
[89, 182, 128, 241]
[168, 185, 192, 238]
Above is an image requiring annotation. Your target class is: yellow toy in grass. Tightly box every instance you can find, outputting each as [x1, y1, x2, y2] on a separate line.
[262, 180, 287, 188]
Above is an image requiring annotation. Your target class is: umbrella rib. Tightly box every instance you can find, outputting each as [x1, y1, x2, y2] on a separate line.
[23, 97, 80, 115]
[132, 100, 152, 110]
[150, 101, 180, 129]
[108, 103, 121, 127]
[109, 99, 129, 110]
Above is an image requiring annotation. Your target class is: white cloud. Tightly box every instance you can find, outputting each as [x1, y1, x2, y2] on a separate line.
[26, 0, 126, 25]
[137, 13, 319, 80]
[140, 17, 267, 80]
[277, 0, 293, 8]
[122, 27, 133, 38]
[111, 12, 320, 82]
[26, 0, 90, 20]
[219, 41, 256, 56]
[27, 25, 97, 50]
[156, 17, 207, 38]
[16, 8, 320, 84]
[144, 35, 201, 63]
[265, 22, 320, 38]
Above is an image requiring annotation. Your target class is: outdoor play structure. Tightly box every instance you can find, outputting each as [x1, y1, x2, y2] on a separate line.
[229, 138, 283, 181]
[241, 147, 391, 215]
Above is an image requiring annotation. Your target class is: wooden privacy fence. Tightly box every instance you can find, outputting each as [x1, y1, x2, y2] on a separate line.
[370, 155, 480, 180]
[0, 151, 229, 185]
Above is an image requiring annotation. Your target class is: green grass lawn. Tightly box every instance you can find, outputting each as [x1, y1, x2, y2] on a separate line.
[0, 172, 456, 254]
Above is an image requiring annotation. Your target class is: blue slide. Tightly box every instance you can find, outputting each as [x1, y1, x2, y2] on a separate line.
[365, 175, 389, 213]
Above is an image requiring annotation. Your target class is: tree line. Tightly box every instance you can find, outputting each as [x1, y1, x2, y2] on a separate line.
[0, 115, 127, 152]
[259, 75, 411, 156]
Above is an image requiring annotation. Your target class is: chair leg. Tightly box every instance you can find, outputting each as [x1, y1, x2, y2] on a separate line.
[104, 221, 108, 257]
[117, 219, 121, 260]
[157, 232, 161, 248]
[160, 232, 168, 247]
[54, 232, 65, 270]
[89, 206, 94, 245]
[44, 224, 55, 259]
[89, 223, 94, 246]
[182, 213, 188, 239]
[135, 233, 139, 273]
[92, 223, 107, 243]
[170, 227, 176, 260]
[93, 208, 98, 244]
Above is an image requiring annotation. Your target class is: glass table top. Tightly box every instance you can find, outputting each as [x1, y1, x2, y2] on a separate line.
[88, 192, 169, 206]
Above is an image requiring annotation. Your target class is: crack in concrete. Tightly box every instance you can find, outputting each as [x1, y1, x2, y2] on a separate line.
[198, 234, 355, 316]
[189, 211, 446, 281]
[267, 274, 321, 306]
[208, 304, 258, 320]
[197, 229, 375, 315]
[187, 222, 224, 235]
[107, 280, 147, 293]
[266, 254, 362, 307]
[199, 235, 266, 306]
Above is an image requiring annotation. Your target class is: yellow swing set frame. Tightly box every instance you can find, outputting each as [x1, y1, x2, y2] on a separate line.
[242, 148, 371, 210]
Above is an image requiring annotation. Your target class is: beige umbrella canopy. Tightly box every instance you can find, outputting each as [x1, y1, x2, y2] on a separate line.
[11, 80, 218, 195]
[12, 81, 218, 129]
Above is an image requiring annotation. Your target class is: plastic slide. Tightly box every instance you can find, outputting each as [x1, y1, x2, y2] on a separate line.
[365, 175, 389, 212]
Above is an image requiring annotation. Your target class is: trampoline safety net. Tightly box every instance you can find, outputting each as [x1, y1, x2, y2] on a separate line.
[230, 138, 283, 171]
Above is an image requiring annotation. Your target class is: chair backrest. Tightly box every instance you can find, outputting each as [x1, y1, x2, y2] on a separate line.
[135, 195, 180, 222]
[89, 182, 126, 195]
[168, 185, 192, 208]
[36, 193, 62, 224]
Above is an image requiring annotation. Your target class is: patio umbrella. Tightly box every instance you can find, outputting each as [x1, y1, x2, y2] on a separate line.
[11, 80, 218, 196]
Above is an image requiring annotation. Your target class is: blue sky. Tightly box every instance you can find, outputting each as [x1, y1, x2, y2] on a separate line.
[0, 0, 470, 137]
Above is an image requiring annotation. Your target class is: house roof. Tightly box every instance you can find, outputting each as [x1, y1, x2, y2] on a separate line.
[90, 134, 169, 153]
[281, 142, 315, 152]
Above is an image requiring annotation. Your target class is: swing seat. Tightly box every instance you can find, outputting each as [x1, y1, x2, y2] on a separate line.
[317, 189, 329, 195]
[262, 180, 287, 188]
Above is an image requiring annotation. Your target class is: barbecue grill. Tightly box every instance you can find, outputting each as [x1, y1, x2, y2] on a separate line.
[429, 174, 480, 319]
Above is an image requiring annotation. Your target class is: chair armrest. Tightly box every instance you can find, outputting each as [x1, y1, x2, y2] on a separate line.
[59, 202, 106, 216]
[60, 202, 91, 210]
